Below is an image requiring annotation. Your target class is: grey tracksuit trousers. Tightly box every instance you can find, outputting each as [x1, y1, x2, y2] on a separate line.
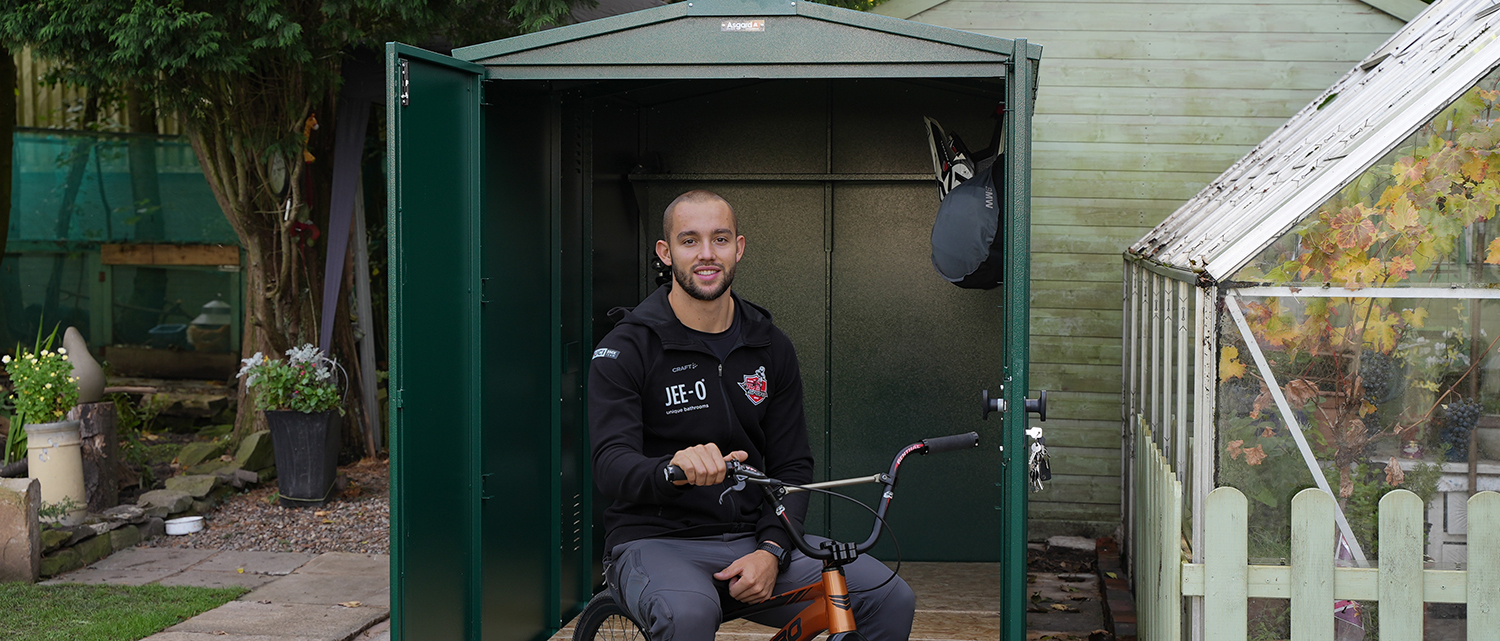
[606, 533, 915, 641]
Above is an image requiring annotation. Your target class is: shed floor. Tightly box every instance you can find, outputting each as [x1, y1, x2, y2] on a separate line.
[551, 562, 1110, 640]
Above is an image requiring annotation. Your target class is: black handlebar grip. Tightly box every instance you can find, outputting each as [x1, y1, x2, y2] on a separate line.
[922, 432, 980, 454]
[664, 465, 687, 483]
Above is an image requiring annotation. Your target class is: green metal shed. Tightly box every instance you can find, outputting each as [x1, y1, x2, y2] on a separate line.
[385, 1, 1042, 638]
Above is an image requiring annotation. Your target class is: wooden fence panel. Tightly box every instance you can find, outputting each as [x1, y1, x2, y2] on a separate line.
[1204, 487, 1248, 641]
[1379, 490, 1424, 640]
[1471, 492, 1500, 638]
[1182, 489, 1500, 638]
[1290, 488, 1334, 641]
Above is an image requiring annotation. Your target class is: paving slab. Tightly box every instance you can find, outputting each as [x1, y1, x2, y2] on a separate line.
[242, 572, 390, 608]
[40, 547, 217, 585]
[1025, 573, 1104, 633]
[351, 619, 389, 641]
[162, 601, 387, 640]
[194, 550, 315, 576]
[157, 569, 279, 590]
[293, 552, 388, 577]
[87, 546, 216, 571]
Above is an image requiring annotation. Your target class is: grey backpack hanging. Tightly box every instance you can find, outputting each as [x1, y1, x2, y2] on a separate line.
[926, 109, 1005, 290]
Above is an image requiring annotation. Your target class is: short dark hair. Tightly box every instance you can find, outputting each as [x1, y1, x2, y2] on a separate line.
[663, 190, 737, 240]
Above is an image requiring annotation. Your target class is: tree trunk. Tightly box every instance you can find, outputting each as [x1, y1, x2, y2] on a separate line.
[182, 69, 331, 441]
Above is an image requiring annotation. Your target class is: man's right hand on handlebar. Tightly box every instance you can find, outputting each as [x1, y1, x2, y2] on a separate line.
[669, 443, 748, 486]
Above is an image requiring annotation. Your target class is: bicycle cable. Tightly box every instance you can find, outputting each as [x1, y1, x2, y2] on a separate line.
[772, 482, 903, 595]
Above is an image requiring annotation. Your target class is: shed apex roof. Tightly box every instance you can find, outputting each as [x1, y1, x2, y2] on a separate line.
[453, 0, 1040, 72]
[1128, 0, 1500, 281]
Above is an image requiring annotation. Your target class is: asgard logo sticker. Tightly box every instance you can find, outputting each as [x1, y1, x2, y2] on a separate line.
[739, 366, 769, 405]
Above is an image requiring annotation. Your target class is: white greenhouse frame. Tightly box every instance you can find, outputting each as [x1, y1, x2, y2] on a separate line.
[1123, 2, 1500, 639]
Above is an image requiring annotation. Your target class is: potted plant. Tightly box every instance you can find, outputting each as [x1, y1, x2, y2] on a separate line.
[238, 343, 344, 507]
[3, 327, 85, 523]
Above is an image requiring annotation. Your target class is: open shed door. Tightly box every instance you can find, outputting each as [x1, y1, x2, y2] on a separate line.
[386, 45, 488, 641]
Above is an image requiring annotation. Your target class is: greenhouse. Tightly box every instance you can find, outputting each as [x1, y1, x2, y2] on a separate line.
[1124, 1, 1500, 639]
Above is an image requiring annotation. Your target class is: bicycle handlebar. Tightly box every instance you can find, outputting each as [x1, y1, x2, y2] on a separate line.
[662, 431, 980, 563]
[921, 432, 980, 454]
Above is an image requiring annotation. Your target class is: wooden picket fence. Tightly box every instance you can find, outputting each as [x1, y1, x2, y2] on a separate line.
[1133, 425, 1183, 641]
[1171, 487, 1500, 640]
[1132, 423, 1500, 640]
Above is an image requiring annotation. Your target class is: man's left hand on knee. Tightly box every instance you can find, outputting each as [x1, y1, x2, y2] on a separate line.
[713, 548, 780, 604]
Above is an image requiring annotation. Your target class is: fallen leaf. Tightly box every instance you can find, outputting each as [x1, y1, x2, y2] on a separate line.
[1260, 425, 1276, 438]
[237, 568, 245, 574]
[1105, 571, 1117, 579]
[1244, 445, 1267, 466]
[338, 601, 363, 608]
[1385, 457, 1406, 486]
[314, 511, 329, 517]
[1051, 603, 1079, 612]
[219, 454, 234, 462]
[322, 519, 334, 525]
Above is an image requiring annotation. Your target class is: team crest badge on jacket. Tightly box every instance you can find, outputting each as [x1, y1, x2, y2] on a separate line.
[739, 366, 769, 405]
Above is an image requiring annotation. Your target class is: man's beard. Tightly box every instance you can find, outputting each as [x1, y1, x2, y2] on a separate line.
[672, 261, 736, 301]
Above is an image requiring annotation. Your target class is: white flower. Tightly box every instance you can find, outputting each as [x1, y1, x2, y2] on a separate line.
[287, 343, 321, 365]
[57, 347, 66, 355]
[238, 352, 265, 377]
[2, 355, 9, 364]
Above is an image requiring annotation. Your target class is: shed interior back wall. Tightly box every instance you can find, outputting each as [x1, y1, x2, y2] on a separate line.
[569, 78, 1011, 561]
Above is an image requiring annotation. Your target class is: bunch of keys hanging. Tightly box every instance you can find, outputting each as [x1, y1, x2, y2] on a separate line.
[980, 388, 1050, 491]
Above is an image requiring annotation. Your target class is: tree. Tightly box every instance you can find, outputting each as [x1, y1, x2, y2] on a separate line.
[0, 0, 567, 445]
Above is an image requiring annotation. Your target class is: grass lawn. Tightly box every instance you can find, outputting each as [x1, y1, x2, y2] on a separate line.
[0, 582, 246, 641]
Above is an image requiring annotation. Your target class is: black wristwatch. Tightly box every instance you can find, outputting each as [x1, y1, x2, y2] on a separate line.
[757, 541, 790, 572]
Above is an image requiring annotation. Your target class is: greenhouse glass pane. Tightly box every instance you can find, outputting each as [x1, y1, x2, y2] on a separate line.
[1236, 65, 1500, 288]
[1219, 294, 1500, 564]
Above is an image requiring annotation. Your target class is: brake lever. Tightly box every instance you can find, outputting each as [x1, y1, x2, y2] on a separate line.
[718, 475, 748, 504]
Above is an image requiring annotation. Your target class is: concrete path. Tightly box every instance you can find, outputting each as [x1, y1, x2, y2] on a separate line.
[43, 548, 390, 641]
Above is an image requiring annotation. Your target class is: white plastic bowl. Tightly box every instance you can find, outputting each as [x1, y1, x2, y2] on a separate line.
[164, 515, 204, 536]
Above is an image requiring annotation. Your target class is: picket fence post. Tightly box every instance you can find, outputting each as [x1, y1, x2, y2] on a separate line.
[1290, 488, 1334, 641]
[1204, 487, 1247, 641]
[1379, 490, 1423, 640]
[1470, 492, 1500, 638]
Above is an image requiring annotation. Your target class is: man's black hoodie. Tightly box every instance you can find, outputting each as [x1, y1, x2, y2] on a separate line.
[589, 284, 814, 555]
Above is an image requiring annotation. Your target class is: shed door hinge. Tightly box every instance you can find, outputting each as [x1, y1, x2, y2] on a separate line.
[393, 389, 404, 409]
[399, 60, 410, 107]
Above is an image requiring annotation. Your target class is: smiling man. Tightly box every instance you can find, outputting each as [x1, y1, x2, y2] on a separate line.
[588, 190, 914, 640]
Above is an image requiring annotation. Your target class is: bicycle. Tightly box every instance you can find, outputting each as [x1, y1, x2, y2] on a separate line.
[572, 431, 981, 641]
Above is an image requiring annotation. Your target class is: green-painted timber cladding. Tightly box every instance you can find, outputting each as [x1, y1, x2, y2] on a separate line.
[879, 0, 1410, 541]
[389, 1, 1040, 638]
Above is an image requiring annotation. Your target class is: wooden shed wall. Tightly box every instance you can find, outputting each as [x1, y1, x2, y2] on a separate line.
[879, 0, 1409, 539]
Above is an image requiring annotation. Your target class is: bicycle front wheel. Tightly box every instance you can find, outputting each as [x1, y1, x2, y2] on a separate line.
[573, 591, 650, 641]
